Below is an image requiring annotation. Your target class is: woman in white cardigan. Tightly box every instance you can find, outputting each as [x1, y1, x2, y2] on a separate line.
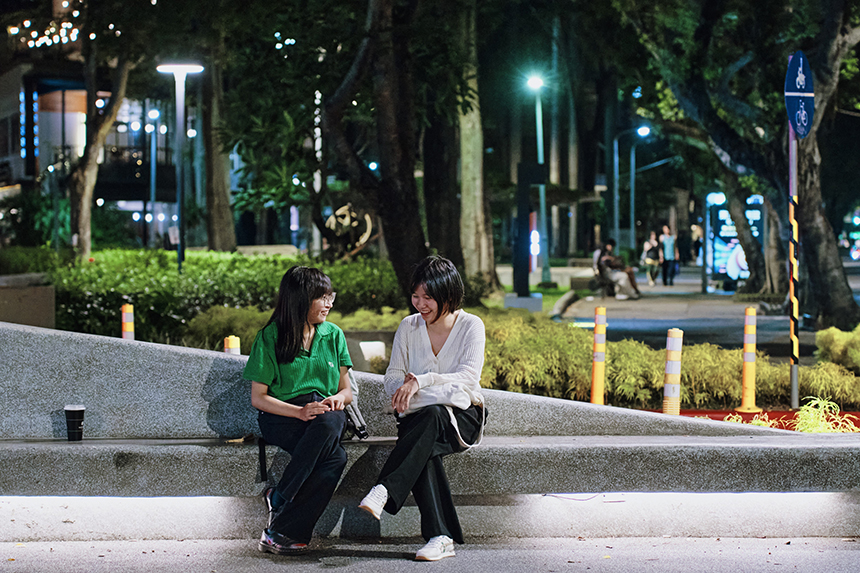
[359, 255, 486, 561]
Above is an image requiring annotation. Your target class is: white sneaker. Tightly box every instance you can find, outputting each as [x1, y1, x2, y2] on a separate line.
[415, 535, 455, 561]
[358, 484, 388, 520]
[615, 293, 629, 300]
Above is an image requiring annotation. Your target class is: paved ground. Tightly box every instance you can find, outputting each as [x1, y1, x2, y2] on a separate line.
[3, 537, 860, 573]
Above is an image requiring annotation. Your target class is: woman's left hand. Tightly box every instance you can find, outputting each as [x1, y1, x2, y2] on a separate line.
[391, 373, 420, 414]
[322, 393, 346, 411]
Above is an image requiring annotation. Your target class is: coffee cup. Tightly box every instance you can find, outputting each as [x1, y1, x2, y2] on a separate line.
[64, 405, 86, 441]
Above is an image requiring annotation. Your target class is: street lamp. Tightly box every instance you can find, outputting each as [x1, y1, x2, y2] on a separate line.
[527, 75, 552, 284]
[146, 108, 160, 248]
[612, 125, 650, 251]
[628, 125, 651, 251]
[157, 63, 203, 272]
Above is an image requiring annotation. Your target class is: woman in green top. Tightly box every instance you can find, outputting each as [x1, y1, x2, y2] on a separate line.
[244, 266, 353, 555]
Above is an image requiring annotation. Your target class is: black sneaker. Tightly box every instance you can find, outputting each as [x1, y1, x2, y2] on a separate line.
[263, 487, 276, 529]
[258, 529, 309, 555]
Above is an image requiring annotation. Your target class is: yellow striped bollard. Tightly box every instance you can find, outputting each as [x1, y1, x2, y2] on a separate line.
[121, 304, 134, 340]
[591, 307, 606, 405]
[737, 307, 762, 413]
[224, 335, 241, 355]
[662, 328, 683, 415]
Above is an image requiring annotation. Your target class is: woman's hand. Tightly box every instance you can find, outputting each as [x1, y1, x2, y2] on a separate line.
[297, 401, 331, 421]
[322, 393, 346, 411]
[391, 373, 420, 414]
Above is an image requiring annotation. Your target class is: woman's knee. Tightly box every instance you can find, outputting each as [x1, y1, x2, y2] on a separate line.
[311, 409, 346, 439]
[412, 405, 449, 423]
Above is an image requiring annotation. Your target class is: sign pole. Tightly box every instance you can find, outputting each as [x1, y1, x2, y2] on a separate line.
[784, 50, 812, 410]
[788, 129, 800, 409]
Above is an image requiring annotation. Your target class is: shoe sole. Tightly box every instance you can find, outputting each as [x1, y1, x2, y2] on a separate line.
[415, 551, 455, 561]
[258, 542, 309, 556]
[358, 503, 381, 520]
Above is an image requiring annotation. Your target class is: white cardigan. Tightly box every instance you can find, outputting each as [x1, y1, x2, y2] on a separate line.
[383, 309, 486, 401]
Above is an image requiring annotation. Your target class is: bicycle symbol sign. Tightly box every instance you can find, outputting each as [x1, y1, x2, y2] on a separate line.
[784, 51, 814, 139]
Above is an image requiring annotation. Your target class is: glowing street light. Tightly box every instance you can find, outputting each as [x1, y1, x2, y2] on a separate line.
[527, 75, 551, 284]
[157, 63, 203, 272]
[612, 125, 650, 251]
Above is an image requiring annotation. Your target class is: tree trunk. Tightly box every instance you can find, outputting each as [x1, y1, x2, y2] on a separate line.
[423, 93, 464, 269]
[68, 55, 131, 261]
[202, 55, 237, 252]
[458, 0, 497, 288]
[762, 197, 788, 294]
[724, 174, 766, 293]
[371, 0, 428, 301]
[796, 135, 860, 329]
[549, 15, 561, 186]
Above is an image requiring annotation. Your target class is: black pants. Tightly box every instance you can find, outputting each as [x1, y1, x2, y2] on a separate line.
[662, 259, 676, 285]
[258, 392, 347, 543]
[376, 404, 484, 544]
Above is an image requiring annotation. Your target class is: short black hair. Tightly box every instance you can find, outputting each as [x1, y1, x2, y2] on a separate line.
[605, 238, 617, 248]
[410, 255, 464, 323]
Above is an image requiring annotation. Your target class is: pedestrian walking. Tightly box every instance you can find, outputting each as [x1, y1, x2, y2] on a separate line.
[659, 225, 680, 286]
[640, 231, 661, 286]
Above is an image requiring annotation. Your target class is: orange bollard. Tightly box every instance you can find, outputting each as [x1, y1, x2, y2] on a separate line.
[121, 304, 134, 340]
[224, 335, 241, 355]
[662, 328, 684, 415]
[591, 307, 606, 405]
[736, 307, 762, 413]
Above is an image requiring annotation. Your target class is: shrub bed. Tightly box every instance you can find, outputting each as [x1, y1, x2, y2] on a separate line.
[50, 249, 403, 343]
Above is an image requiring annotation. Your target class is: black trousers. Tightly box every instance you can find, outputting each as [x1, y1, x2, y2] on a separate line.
[257, 392, 347, 543]
[662, 259, 676, 285]
[376, 404, 484, 544]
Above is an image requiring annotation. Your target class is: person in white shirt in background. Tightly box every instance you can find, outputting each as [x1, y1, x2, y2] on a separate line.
[358, 255, 486, 561]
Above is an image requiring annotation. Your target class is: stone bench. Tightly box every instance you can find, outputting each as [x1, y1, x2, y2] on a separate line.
[2, 321, 860, 541]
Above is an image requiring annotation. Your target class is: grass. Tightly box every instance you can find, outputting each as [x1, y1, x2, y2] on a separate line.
[722, 397, 860, 433]
[483, 284, 573, 313]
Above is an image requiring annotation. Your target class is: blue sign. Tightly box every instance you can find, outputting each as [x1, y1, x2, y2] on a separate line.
[784, 51, 814, 139]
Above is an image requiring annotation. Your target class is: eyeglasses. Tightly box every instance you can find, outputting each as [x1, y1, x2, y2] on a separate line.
[320, 292, 337, 305]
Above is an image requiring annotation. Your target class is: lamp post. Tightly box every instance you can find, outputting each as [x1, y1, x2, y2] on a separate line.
[145, 108, 159, 248]
[157, 63, 203, 272]
[612, 125, 650, 250]
[628, 125, 650, 251]
[527, 76, 552, 284]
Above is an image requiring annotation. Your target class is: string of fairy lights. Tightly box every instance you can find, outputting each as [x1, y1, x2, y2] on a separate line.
[5, 0, 160, 49]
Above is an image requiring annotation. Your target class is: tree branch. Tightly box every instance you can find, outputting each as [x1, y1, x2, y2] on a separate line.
[321, 0, 381, 198]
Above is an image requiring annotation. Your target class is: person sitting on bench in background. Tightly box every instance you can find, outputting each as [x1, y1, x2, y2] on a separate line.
[597, 239, 641, 300]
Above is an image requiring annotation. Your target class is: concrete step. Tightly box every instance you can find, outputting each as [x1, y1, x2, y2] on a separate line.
[2, 434, 858, 496]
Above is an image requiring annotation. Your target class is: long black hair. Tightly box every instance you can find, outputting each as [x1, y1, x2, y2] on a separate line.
[267, 266, 333, 363]
[410, 255, 464, 323]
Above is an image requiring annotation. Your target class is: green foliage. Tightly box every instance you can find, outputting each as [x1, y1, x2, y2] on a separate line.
[787, 397, 860, 433]
[0, 246, 74, 275]
[47, 249, 405, 343]
[183, 306, 270, 354]
[326, 307, 408, 332]
[816, 325, 860, 375]
[722, 412, 782, 429]
[480, 309, 597, 400]
[478, 312, 860, 409]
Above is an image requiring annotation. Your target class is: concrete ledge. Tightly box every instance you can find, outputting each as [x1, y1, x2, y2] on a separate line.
[0, 321, 784, 439]
[2, 435, 858, 498]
